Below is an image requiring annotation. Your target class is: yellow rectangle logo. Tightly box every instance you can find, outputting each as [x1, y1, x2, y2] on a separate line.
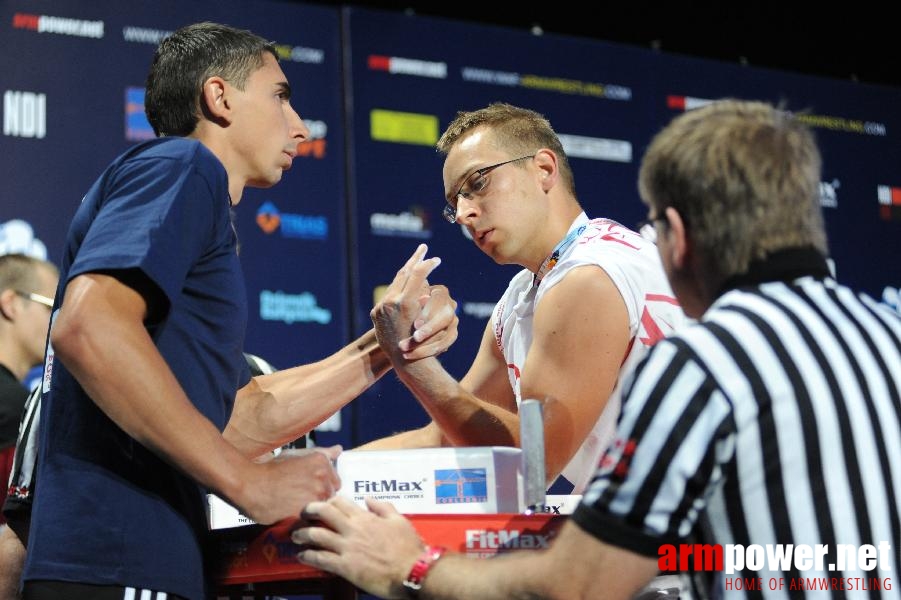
[370, 109, 438, 146]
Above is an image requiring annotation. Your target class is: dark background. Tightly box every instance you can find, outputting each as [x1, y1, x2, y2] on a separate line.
[305, 1, 900, 89]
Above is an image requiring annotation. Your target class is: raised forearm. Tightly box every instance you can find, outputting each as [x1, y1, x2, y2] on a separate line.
[226, 328, 391, 457]
[392, 358, 519, 448]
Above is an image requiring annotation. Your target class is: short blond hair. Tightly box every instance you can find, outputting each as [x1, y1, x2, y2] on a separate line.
[437, 102, 576, 196]
[0, 253, 58, 295]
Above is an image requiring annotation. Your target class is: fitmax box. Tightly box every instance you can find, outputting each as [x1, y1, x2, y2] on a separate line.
[336, 447, 523, 514]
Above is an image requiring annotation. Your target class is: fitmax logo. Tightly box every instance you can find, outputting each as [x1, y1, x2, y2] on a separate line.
[353, 479, 424, 493]
[465, 529, 551, 549]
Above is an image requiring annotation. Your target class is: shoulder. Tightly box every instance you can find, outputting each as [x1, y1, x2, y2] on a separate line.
[115, 138, 222, 177]
[105, 138, 227, 201]
[0, 377, 27, 405]
[534, 266, 627, 332]
[542, 262, 617, 299]
[139, 138, 221, 172]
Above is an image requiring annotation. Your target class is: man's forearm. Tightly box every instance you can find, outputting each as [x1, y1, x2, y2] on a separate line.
[392, 358, 519, 448]
[227, 328, 392, 457]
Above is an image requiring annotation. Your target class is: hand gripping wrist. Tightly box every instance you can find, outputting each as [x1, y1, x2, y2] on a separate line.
[402, 544, 447, 598]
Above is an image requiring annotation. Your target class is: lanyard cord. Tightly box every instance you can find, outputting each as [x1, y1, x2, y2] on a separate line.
[532, 224, 586, 287]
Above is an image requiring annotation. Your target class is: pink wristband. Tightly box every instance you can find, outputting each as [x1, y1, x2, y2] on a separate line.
[402, 545, 447, 596]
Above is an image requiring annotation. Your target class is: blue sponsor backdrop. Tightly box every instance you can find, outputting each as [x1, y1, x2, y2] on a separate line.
[2, 1, 900, 453]
[345, 7, 663, 442]
[344, 6, 901, 443]
[0, 0, 351, 442]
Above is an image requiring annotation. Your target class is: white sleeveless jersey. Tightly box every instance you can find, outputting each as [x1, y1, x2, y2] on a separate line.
[491, 213, 686, 493]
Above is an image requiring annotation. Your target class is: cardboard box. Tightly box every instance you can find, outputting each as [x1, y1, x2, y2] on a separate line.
[207, 448, 586, 529]
[208, 493, 255, 530]
[542, 494, 582, 515]
[336, 447, 523, 514]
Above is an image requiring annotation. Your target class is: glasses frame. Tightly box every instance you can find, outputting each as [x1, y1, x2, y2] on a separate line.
[636, 214, 668, 243]
[442, 155, 535, 223]
[15, 290, 54, 309]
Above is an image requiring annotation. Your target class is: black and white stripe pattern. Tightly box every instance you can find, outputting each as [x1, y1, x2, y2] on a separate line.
[123, 588, 168, 600]
[577, 276, 901, 599]
[5, 384, 41, 504]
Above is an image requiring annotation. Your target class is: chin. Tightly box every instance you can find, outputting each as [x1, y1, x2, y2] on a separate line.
[485, 248, 512, 266]
[249, 174, 283, 189]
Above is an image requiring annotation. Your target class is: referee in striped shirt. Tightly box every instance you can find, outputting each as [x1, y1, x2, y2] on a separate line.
[570, 99, 901, 598]
[291, 99, 900, 600]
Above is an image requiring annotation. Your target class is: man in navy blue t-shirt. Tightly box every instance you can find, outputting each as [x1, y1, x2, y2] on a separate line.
[19, 22, 457, 600]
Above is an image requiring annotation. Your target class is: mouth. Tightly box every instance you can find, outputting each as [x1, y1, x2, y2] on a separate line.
[474, 228, 493, 245]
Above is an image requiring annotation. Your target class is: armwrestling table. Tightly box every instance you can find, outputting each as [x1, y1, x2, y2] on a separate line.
[214, 512, 567, 599]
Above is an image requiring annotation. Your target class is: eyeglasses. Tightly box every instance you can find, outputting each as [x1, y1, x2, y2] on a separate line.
[636, 214, 667, 243]
[15, 290, 54, 309]
[442, 155, 535, 223]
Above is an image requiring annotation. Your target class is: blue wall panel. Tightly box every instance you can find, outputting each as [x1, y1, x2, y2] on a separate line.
[2, 1, 899, 450]
[0, 0, 351, 445]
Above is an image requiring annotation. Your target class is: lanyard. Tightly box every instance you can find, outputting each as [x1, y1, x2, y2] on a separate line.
[532, 224, 586, 287]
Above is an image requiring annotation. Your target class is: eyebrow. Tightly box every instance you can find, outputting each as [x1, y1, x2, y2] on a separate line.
[446, 165, 479, 202]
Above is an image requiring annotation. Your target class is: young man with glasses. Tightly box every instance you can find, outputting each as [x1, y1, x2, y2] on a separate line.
[0, 253, 58, 599]
[363, 103, 685, 497]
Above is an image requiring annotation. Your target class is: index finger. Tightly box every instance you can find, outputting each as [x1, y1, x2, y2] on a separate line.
[388, 243, 429, 290]
[400, 254, 442, 297]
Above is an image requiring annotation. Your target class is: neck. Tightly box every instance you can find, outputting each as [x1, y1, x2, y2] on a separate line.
[527, 202, 583, 272]
[531, 211, 586, 286]
[189, 129, 244, 206]
[0, 347, 30, 381]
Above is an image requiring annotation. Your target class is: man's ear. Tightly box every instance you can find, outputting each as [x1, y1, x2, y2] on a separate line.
[533, 148, 558, 192]
[200, 76, 230, 123]
[0, 289, 18, 321]
[665, 206, 689, 269]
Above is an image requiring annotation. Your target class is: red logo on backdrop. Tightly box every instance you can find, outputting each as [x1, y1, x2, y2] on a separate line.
[878, 185, 901, 221]
[12, 13, 40, 30]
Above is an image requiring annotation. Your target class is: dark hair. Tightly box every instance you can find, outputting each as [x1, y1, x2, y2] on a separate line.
[144, 22, 277, 137]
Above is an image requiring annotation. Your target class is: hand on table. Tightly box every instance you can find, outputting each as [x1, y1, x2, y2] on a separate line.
[238, 445, 342, 525]
[293, 496, 426, 599]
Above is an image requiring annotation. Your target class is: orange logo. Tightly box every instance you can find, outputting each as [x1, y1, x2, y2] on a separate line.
[256, 213, 280, 234]
[296, 138, 326, 159]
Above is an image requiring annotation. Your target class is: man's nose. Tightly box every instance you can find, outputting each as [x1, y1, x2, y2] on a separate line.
[454, 195, 479, 222]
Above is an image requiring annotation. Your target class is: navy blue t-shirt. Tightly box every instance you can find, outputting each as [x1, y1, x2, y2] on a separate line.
[25, 137, 250, 600]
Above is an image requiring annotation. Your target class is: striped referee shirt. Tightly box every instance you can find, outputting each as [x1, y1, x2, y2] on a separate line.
[573, 248, 901, 599]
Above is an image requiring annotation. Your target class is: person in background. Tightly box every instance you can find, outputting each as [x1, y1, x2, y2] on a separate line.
[0, 255, 57, 496]
[292, 99, 901, 599]
[0, 254, 57, 600]
[20, 22, 457, 600]
[361, 102, 685, 497]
